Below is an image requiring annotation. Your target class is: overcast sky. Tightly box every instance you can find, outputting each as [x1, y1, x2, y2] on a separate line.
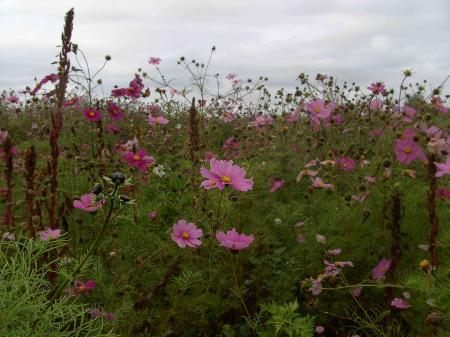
[1, 0, 449, 96]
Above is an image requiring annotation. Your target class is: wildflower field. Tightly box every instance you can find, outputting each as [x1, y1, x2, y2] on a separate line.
[1, 8, 450, 337]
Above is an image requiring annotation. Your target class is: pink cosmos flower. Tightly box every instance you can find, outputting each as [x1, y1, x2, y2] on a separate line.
[83, 108, 102, 122]
[315, 326, 325, 334]
[337, 157, 356, 171]
[325, 260, 354, 277]
[220, 111, 237, 123]
[327, 248, 342, 256]
[372, 258, 391, 280]
[107, 102, 124, 121]
[270, 179, 285, 192]
[64, 97, 79, 107]
[306, 99, 331, 119]
[148, 211, 158, 220]
[286, 110, 300, 123]
[73, 193, 105, 212]
[369, 98, 383, 111]
[148, 57, 162, 65]
[391, 298, 410, 309]
[309, 278, 323, 296]
[89, 310, 116, 321]
[296, 169, 318, 183]
[203, 151, 216, 161]
[222, 137, 239, 151]
[123, 149, 156, 174]
[200, 158, 253, 192]
[106, 124, 120, 134]
[432, 96, 448, 114]
[395, 139, 426, 165]
[435, 157, 450, 177]
[148, 115, 169, 125]
[368, 82, 386, 95]
[226, 73, 238, 80]
[250, 115, 273, 126]
[216, 228, 254, 251]
[38, 228, 61, 240]
[311, 177, 334, 190]
[6, 95, 20, 104]
[171, 219, 203, 248]
[402, 105, 417, 123]
[314, 325, 325, 335]
[66, 279, 96, 296]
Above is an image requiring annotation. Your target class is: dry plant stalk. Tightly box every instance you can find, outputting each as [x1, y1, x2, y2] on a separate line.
[49, 8, 74, 229]
[24, 145, 37, 234]
[3, 135, 14, 227]
[427, 153, 439, 267]
[189, 97, 201, 177]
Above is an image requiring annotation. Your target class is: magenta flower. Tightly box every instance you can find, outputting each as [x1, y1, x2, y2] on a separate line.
[148, 211, 157, 220]
[372, 258, 391, 280]
[73, 193, 105, 212]
[83, 108, 102, 122]
[66, 279, 96, 296]
[64, 97, 79, 107]
[148, 115, 169, 125]
[222, 137, 239, 151]
[270, 179, 285, 192]
[106, 124, 120, 134]
[395, 139, 426, 165]
[171, 219, 203, 248]
[337, 157, 356, 171]
[38, 228, 61, 240]
[200, 158, 253, 192]
[437, 188, 450, 200]
[107, 102, 124, 121]
[216, 228, 254, 251]
[123, 149, 156, 174]
[368, 82, 386, 95]
[434, 157, 450, 177]
[391, 298, 410, 309]
[148, 57, 162, 65]
[89, 310, 116, 321]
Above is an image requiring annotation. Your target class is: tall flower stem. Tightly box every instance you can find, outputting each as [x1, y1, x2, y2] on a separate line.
[230, 254, 251, 319]
[205, 189, 225, 254]
[47, 183, 118, 305]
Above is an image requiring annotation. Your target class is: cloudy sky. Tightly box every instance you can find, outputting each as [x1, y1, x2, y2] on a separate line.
[1, 0, 449, 95]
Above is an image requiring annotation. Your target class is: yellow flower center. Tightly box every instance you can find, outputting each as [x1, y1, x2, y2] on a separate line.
[210, 180, 217, 186]
[221, 176, 232, 184]
[403, 146, 412, 154]
[133, 155, 141, 161]
[313, 106, 321, 113]
[156, 117, 160, 123]
[182, 232, 190, 239]
[88, 111, 95, 117]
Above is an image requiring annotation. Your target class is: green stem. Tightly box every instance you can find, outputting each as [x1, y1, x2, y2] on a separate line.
[46, 184, 118, 305]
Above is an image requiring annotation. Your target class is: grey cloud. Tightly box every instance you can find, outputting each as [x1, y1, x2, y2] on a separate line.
[0, 0, 449, 96]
